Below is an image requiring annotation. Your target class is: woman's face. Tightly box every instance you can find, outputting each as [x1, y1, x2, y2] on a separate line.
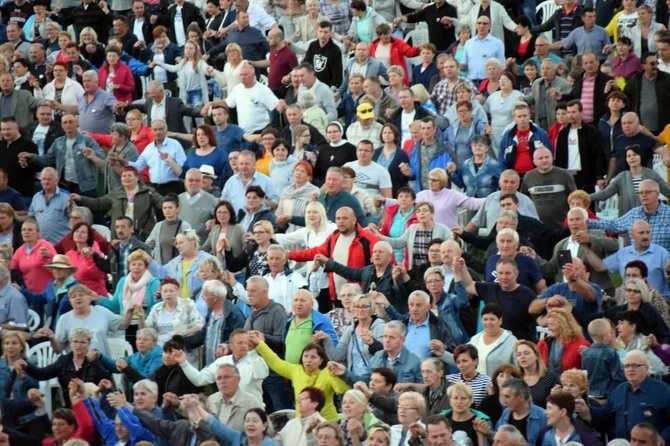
[456, 353, 477, 376]
[253, 225, 271, 244]
[516, 344, 536, 369]
[367, 431, 390, 446]
[2, 335, 23, 358]
[306, 207, 321, 227]
[160, 284, 179, 304]
[301, 347, 324, 373]
[246, 192, 262, 211]
[626, 149, 642, 168]
[327, 125, 342, 143]
[388, 71, 402, 86]
[449, 392, 472, 414]
[381, 126, 395, 144]
[129, 259, 146, 278]
[21, 223, 39, 243]
[73, 225, 89, 244]
[293, 165, 310, 184]
[106, 51, 120, 66]
[162, 202, 179, 221]
[70, 336, 90, 356]
[341, 393, 365, 420]
[135, 333, 156, 354]
[196, 129, 210, 147]
[560, 379, 583, 399]
[482, 313, 502, 334]
[273, 144, 289, 161]
[52, 418, 76, 441]
[215, 206, 231, 225]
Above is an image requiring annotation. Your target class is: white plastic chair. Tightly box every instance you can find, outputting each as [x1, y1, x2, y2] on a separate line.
[108, 338, 134, 395]
[535, 0, 559, 42]
[27, 342, 64, 417]
[92, 224, 111, 241]
[27, 309, 40, 332]
[536, 326, 550, 340]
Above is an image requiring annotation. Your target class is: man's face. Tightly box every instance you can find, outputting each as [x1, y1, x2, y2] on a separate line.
[1, 122, 19, 141]
[335, 209, 356, 234]
[216, 366, 240, 396]
[185, 173, 203, 195]
[513, 109, 530, 129]
[582, 54, 599, 75]
[499, 174, 519, 194]
[631, 222, 652, 249]
[237, 154, 255, 176]
[426, 422, 453, 446]
[132, 1, 145, 16]
[115, 219, 133, 241]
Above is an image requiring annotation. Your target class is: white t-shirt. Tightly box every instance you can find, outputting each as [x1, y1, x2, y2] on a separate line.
[567, 127, 582, 171]
[226, 82, 279, 132]
[343, 160, 393, 197]
[54, 306, 123, 356]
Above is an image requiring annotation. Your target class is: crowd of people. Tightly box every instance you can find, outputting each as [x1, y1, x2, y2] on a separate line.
[3, 0, 670, 445]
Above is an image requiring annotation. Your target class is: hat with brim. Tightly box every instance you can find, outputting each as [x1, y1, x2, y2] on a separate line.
[357, 103, 375, 120]
[45, 254, 78, 272]
[199, 164, 217, 180]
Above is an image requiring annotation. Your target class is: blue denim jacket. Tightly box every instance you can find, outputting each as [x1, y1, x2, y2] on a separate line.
[33, 132, 105, 193]
[497, 404, 547, 446]
[581, 343, 626, 398]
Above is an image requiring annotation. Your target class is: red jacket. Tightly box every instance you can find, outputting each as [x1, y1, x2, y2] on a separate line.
[289, 224, 379, 299]
[369, 37, 421, 86]
[97, 62, 135, 103]
[538, 336, 591, 373]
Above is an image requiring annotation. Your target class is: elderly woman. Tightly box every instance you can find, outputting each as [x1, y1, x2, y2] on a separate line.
[103, 250, 160, 340]
[202, 200, 246, 265]
[444, 100, 488, 166]
[540, 392, 602, 446]
[85, 123, 139, 193]
[65, 222, 108, 296]
[372, 200, 452, 269]
[276, 161, 321, 233]
[250, 332, 350, 421]
[484, 72, 523, 152]
[477, 364, 522, 426]
[516, 340, 560, 408]
[339, 389, 382, 446]
[224, 221, 277, 278]
[98, 327, 163, 382]
[97, 46, 135, 103]
[137, 278, 203, 354]
[238, 186, 277, 232]
[321, 294, 385, 375]
[145, 193, 192, 266]
[446, 344, 491, 409]
[18, 327, 111, 406]
[538, 308, 591, 374]
[0, 331, 40, 427]
[11, 219, 57, 293]
[374, 186, 416, 264]
[384, 66, 405, 104]
[326, 283, 360, 337]
[590, 146, 670, 216]
[416, 168, 484, 228]
[150, 229, 218, 299]
[451, 136, 503, 198]
[441, 383, 493, 446]
[390, 392, 425, 446]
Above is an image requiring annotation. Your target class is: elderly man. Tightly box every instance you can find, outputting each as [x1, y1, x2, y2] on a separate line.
[0, 74, 45, 128]
[286, 289, 337, 364]
[454, 257, 543, 341]
[289, 206, 378, 307]
[554, 100, 606, 192]
[464, 170, 539, 234]
[220, 150, 280, 213]
[339, 42, 388, 97]
[177, 329, 268, 400]
[28, 167, 71, 244]
[609, 112, 670, 179]
[179, 168, 218, 243]
[111, 120, 185, 197]
[242, 276, 291, 411]
[523, 60, 573, 131]
[498, 103, 553, 175]
[332, 320, 423, 385]
[205, 364, 265, 430]
[0, 117, 39, 198]
[584, 219, 670, 298]
[296, 62, 337, 122]
[260, 244, 308, 312]
[344, 140, 392, 197]
[0, 264, 29, 333]
[19, 113, 105, 198]
[585, 350, 670, 443]
[533, 207, 618, 296]
[185, 280, 245, 367]
[497, 378, 548, 445]
[589, 180, 670, 251]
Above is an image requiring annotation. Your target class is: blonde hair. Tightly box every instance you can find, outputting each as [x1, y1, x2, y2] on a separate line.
[547, 308, 585, 342]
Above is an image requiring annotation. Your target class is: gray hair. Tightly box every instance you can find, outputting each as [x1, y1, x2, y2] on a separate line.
[497, 228, 520, 243]
[136, 328, 158, 342]
[498, 210, 518, 225]
[133, 379, 159, 397]
[297, 90, 318, 109]
[0, 264, 9, 284]
[408, 290, 431, 305]
[82, 70, 98, 81]
[386, 320, 407, 337]
[110, 123, 130, 139]
[497, 425, 525, 445]
[202, 279, 227, 299]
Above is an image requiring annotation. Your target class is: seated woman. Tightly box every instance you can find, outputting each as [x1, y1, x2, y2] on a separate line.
[249, 331, 349, 421]
[17, 328, 112, 406]
[339, 389, 382, 446]
[96, 328, 163, 383]
[538, 391, 602, 446]
[145, 194, 192, 266]
[102, 249, 160, 342]
[446, 345, 491, 409]
[66, 222, 109, 297]
[321, 294, 385, 375]
[137, 278, 204, 364]
[390, 391, 425, 446]
[538, 308, 590, 374]
[441, 383, 493, 446]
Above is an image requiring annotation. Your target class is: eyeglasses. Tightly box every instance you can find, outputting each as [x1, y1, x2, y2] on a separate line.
[625, 288, 642, 294]
[623, 363, 645, 369]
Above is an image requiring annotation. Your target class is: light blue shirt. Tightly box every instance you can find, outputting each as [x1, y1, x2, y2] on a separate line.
[405, 315, 432, 358]
[461, 34, 505, 80]
[603, 242, 670, 298]
[220, 172, 280, 213]
[129, 137, 186, 184]
[28, 187, 71, 245]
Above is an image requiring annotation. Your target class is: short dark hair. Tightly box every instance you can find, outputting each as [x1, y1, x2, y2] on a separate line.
[371, 367, 397, 387]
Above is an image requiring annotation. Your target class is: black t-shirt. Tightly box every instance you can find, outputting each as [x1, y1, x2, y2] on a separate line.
[507, 412, 530, 439]
[474, 282, 538, 341]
